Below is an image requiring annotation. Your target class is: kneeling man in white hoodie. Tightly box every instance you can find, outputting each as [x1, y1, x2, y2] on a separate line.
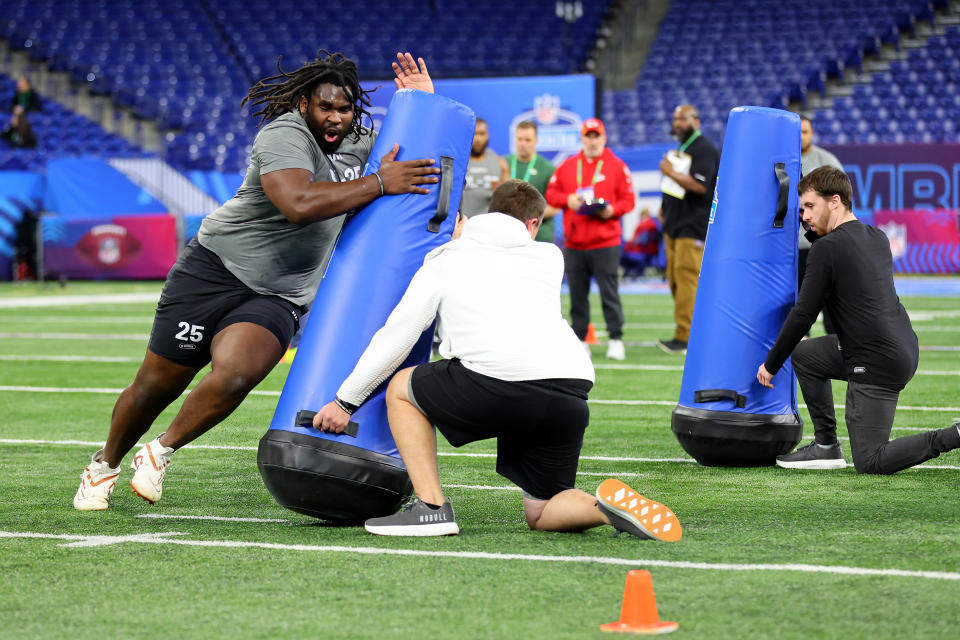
[314, 180, 682, 540]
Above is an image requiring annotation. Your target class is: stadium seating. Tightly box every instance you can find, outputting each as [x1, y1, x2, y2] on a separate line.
[0, 0, 611, 172]
[601, 0, 954, 148]
[0, 72, 149, 171]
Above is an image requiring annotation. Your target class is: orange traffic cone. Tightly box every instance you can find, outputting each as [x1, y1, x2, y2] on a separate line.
[585, 323, 598, 344]
[601, 570, 678, 635]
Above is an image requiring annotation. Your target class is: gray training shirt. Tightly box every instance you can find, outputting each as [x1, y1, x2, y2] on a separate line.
[198, 110, 376, 307]
[461, 150, 503, 217]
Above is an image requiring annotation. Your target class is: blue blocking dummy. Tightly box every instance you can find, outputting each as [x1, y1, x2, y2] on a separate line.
[257, 90, 476, 521]
[671, 106, 803, 466]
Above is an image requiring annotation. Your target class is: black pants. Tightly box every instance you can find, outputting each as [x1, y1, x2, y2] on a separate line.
[792, 335, 960, 474]
[564, 245, 623, 340]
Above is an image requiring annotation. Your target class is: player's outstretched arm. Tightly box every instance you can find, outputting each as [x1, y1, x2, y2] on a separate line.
[392, 52, 434, 93]
[262, 146, 440, 224]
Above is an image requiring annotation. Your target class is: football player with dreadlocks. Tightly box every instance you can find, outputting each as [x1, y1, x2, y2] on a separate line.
[74, 51, 438, 511]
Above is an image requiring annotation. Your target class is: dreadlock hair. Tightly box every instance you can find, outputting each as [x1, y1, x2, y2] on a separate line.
[242, 49, 375, 141]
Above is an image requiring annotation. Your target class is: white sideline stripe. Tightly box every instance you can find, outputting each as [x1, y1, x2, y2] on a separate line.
[0, 332, 148, 340]
[592, 363, 960, 377]
[2, 356, 959, 378]
[0, 316, 152, 325]
[445, 484, 521, 492]
[2, 530, 958, 581]
[0, 355, 141, 363]
[137, 514, 290, 523]
[0, 293, 160, 309]
[5, 439, 957, 469]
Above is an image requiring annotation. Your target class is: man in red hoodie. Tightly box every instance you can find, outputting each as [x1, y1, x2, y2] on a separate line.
[546, 118, 636, 360]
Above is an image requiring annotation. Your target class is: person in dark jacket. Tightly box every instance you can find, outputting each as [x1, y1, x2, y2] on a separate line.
[757, 167, 960, 473]
[1, 105, 37, 148]
[11, 76, 42, 113]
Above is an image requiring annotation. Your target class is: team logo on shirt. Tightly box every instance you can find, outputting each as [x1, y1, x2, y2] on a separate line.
[877, 222, 907, 259]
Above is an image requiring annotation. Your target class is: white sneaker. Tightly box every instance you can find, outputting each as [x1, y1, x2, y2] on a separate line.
[606, 339, 626, 360]
[130, 437, 174, 504]
[73, 449, 121, 511]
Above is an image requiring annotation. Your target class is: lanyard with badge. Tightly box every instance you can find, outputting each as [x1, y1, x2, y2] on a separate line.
[660, 131, 700, 200]
[510, 153, 538, 182]
[677, 130, 700, 154]
[576, 156, 604, 203]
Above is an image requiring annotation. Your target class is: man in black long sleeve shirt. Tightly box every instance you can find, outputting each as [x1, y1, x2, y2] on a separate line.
[757, 167, 960, 474]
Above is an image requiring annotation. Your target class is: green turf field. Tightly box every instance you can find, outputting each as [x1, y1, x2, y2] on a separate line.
[1, 281, 958, 639]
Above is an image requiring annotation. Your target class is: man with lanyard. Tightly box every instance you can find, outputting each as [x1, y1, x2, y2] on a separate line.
[502, 121, 558, 243]
[758, 167, 960, 472]
[74, 51, 441, 511]
[546, 118, 635, 361]
[657, 104, 719, 355]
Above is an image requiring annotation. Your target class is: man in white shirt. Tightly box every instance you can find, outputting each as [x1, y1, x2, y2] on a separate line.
[313, 180, 682, 541]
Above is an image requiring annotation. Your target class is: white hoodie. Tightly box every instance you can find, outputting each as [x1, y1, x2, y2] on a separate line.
[337, 212, 595, 405]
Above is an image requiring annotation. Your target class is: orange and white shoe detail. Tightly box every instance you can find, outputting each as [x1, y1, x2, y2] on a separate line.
[129, 438, 173, 504]
[597, 478, 683, 542]
[73, 451, 120, 511]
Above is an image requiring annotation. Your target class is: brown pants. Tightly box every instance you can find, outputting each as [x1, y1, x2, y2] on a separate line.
[664, 234, 704, 342]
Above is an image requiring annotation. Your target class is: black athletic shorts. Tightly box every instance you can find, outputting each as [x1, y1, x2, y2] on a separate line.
[147, 239, 304, 367]
[409, 358, 593, 501]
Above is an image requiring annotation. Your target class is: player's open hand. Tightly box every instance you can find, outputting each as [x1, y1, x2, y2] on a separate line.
[313, 401, 351, 434]
[377, 143, 441, 195]
[756, 364, 774, 389]
[392, 52, 433, 93]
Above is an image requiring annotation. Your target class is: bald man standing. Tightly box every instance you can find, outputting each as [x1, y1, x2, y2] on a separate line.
[657, 105, 719, 355]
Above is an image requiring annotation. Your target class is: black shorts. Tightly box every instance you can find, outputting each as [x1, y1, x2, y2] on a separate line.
[147, 239, 304, 367]
[409, 359, 593, 500]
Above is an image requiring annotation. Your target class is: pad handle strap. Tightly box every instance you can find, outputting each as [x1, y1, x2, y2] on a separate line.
[773, 162, 789, 229]
[428, 155, 455, 233]
[694, 389, 747, 409]
[295, 410, 359, 438]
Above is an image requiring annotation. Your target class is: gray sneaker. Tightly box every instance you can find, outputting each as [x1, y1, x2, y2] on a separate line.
[364, 497, 459, 537]
[776, 441, 847, 470]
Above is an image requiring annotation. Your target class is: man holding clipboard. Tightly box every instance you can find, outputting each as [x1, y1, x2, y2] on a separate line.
[657, 105, 720, 355]
[546, 118, 635, 360]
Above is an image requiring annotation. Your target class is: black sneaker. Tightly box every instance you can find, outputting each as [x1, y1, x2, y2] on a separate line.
[364, 497, 459, 536]
[776, 441, 847, 470]
[596, 479, 682, 542]
[656, 338, 687, 355]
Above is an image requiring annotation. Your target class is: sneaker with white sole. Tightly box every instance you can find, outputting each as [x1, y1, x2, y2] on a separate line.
[129, 437, 174, 504]
[73, 449, 121, 511]
[776, 441, 847, 470]
[364, 497, 459, 536]
[596, 478, 682, 542]
[606, 339, 626, 360]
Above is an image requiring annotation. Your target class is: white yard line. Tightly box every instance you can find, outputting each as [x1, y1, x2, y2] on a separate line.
[3, 438, 957, 470]
[137, 514, 290, 523]
[0, 332, 149, 340]
[0, 292, 160, 309]
[5, 356, 960, 378]
[0, 355, 142, 363]
[2, 530, 957, 581]
[0, 317, 152, 325]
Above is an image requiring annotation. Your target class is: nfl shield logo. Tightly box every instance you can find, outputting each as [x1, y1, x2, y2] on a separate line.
[878, 222, 907, 259]
[534, 94, 560, 125]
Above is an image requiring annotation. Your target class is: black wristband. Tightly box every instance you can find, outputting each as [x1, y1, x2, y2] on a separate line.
[334, 397, 358, 415]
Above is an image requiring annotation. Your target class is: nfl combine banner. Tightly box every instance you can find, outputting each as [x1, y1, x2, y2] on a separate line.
[363, 74, 595, 165]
